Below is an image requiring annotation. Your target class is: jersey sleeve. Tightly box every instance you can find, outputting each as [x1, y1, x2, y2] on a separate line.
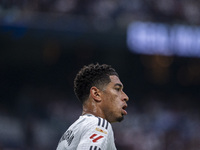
[77, 117, 111, 150]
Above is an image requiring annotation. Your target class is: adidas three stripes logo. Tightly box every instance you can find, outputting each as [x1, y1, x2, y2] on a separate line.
[89, 145, 101, 150]
[97, 118, 109, 129]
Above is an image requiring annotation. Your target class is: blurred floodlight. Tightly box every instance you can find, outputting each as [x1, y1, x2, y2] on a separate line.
[127, 22, 200, 57]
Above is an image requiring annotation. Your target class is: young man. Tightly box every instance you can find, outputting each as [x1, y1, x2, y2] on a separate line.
[57, 63, 129, 150]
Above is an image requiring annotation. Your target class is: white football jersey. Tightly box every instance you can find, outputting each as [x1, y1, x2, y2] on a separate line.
[56, 114, 117, 150]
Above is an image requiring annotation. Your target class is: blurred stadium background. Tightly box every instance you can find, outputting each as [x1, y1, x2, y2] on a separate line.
[0, 0, 200, 150]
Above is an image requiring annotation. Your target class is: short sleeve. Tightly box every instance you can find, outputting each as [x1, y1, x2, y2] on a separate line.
[77, 117, 110, 150]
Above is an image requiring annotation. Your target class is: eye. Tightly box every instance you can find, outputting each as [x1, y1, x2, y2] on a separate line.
[114, 84, 123, 92]
[115, 87, 121, 91]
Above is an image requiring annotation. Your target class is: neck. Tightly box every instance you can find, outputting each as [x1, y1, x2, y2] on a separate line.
[82, 99, 105, 119]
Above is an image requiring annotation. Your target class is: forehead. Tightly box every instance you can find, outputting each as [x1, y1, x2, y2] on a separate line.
[109, 75, 123, 86]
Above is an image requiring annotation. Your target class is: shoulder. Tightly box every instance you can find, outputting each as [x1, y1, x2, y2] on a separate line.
[80, 114, 111, 132]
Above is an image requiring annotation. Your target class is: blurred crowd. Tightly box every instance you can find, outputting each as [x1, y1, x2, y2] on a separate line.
[0, 85, 199, 150]
[0, 0, 200, 29]
[115, 101, 200, 150]
[1, 0, 200, 150]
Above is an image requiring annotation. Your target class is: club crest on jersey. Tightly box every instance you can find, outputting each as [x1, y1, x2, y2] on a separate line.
[95, 127, 107, 134]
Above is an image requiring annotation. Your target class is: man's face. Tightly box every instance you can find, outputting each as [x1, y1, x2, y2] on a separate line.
[100, 75, 129, 123]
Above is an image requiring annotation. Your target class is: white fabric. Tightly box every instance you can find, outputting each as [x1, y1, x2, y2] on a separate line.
[56, 114, 117, 150]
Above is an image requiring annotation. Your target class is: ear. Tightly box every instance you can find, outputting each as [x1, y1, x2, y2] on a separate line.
[90, 86, 102, 102]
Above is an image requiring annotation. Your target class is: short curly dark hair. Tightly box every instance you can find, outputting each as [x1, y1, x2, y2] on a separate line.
[74, 63, 119, 103]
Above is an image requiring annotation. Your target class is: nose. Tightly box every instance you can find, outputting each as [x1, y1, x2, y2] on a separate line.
[122, 91, 129, 102]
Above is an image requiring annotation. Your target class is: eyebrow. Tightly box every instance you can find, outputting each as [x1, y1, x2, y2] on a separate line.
[114, 83, 123, 88]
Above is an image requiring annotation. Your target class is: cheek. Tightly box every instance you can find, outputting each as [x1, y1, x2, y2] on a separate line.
[103, 95, 115, 109]
[103, 91, 120, 106]
[110, 95, 121, 109]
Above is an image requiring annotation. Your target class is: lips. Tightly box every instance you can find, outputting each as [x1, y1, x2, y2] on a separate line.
[122, 104, 128, 115]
